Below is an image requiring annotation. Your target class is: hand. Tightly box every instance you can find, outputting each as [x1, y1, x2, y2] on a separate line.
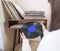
[40, 22, 46, 32]
[20, 32, 26, 40]
[41, 24, 46, 31]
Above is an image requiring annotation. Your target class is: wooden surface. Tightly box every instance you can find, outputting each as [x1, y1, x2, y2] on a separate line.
[8, 19, 47, 28]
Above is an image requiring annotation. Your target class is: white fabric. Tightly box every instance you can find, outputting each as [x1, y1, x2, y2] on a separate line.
[0, 24, 4, 51]
[22, 39, 31, 51]
[22, 29, 60, 51]
[37, 29, 60, 51]
[43, 29, 49, 35]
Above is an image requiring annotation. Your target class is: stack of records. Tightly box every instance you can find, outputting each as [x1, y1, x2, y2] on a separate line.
[25, 11, 45, 17]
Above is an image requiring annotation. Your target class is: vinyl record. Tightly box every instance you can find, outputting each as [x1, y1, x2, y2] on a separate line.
[20, 22, 43, 38]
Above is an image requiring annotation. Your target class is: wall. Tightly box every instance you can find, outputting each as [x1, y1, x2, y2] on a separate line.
[15, 0, 51, 29]
[0, 0, 15, 51]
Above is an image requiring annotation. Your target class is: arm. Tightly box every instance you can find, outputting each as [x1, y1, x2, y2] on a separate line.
[20, 32, 31, 51]
[41, 23, 50, 35]
[22, 39, 31, 51]
[43, 29, 50, 35]
[36, 29, 49, 51]
[37, 24, 50, 51]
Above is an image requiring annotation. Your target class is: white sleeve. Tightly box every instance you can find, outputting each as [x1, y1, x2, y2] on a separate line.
[37, 30, 50, 51]
[43, 29, 50, 35]
[22, 39, 31, 51]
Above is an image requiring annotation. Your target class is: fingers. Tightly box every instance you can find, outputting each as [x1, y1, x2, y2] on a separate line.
[40, 21, 44, 25]
[20, 32, 26, 39]
[20, 33, 23, 39]
[20, 32, 24, 37]
[40, 21, 44, 28]
[40, 21, 46, 31]
[22, 32, 25, 36]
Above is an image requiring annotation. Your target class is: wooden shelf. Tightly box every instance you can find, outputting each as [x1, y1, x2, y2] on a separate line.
[8, 19, 47, 28]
